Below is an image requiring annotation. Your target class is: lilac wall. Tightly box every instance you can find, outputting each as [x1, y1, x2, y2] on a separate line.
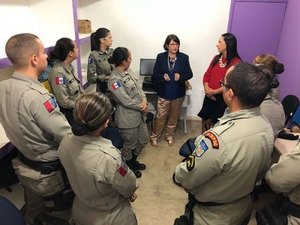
[228, 0, 287, 63]
[277, 0, 300, 99]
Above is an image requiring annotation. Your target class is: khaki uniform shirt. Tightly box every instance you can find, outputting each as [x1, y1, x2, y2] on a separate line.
[0, 72, 71, 161]
[87, 48, 113, 84]
[265, 142, 300, 225]
[175, 107, 274, 225]
[58, 134, 138, 225]
[108, 68, 147, 129]
[260, 94, 285, 136]
[48, 62, 84, 109]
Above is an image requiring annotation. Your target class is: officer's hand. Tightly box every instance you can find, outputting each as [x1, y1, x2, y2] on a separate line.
[140, 101, 148, 113]
[163, 73, 170, 81]
[174, 73, 180, 81]
[130, 193, 137, 202]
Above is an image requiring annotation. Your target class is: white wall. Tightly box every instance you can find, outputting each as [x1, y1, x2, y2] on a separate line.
[0, 0, 75, 59]
[78, 0, 231, 118]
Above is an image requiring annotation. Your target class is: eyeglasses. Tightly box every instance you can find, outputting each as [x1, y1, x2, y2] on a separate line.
[219, 79, 231, 89]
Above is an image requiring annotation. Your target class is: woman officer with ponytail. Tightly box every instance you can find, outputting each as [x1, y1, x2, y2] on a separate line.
[58, 92, 138, 225]
[87, 28, 113, 94]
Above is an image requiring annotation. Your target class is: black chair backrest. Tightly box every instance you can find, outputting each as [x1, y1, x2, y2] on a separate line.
[281, 95, 299, 126]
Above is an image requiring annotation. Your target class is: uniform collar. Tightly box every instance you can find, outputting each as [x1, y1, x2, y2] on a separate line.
[73, 134, 121, 156]
[99, 48, 113, 55]
[113, 67, 131, 78]
[56, 61, 73, 74]
[13, 72, 44, 87]
[218, 107, 261, 125]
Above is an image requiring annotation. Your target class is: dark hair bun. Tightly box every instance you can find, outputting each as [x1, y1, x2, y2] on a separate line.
[71, 121, 90, 136]
[107, 56, 115, 64]
[271, 78, 279, 89]
[274, 63, 284, 74]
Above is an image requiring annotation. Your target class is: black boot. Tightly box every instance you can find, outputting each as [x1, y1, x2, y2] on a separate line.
[126, 159, 142, 178]
[132, 155, 146, 170]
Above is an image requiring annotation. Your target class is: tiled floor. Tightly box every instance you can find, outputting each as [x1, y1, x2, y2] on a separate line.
[0, 120, 275, 225]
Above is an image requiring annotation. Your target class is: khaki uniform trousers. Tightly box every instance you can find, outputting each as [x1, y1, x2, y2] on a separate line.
[151, 96, 184, 142]
[12, 158, 69, 225]
[119, 120, 149, 161]
[72, 197, 137, 225]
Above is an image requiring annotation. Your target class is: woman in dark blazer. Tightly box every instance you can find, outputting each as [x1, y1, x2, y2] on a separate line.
[151, 34, 193, 146]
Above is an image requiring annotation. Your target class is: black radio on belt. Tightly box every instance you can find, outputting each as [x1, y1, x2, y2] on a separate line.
[18, 153, 62, 174]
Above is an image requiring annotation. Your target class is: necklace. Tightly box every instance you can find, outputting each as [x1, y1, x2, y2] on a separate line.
[218, 56, 227, 68]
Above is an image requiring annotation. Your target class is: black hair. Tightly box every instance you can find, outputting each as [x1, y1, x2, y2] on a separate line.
[226, 62, 272, 107]
[108, 47, 129, 66]
[212, 33, 241, 67]
[90, 28, 110, 51]
[48, 38, 74, 64]
[163, 34, 180, 51]
[255, 64, 280, 89]
[72, 92, 112, 136]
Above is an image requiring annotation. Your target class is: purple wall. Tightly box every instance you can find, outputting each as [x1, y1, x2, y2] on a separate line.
[277, 0, 300, 99]
[228, 0, 287, 63]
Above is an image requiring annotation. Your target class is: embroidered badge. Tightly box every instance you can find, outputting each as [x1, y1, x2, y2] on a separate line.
[55, 77, 66, 85]
[88, 56, 94, 64]
[205, 131, 219, 149]
[195, 140, 209, 157]
[124, 77, 130, 83]
[43, 96, 57, 113]
[117, 161, 128, 177]
[112, 81, 122, 90]
[186, 155, 195, 171]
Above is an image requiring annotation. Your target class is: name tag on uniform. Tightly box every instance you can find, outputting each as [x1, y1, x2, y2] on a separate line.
[124, 77, 130, 83]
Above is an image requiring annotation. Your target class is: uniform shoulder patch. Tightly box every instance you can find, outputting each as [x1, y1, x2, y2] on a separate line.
[205, 131, 219, 149]
[186, 155, 195, 171]
[55, 76, 66, 85]
[88, 56, 94, 64]
[117, 160, 128, 177]
[43, 96, 57, 113]
[112, 80, 122, 90]
[195, 140, 209, 157]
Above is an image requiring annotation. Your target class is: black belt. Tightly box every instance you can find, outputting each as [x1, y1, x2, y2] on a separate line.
[279, 194, 300, 218]
[189, 194, 225, 207]
[18, 153, 62, 174]
[190, 193, 245, 207]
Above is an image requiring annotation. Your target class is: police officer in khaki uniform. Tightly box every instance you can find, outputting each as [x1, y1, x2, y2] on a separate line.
[108, 47, 149, 178]
[263, 142, 300, 224]
[59, 93, 138, 225]
[0, 33, 72, 225]
[87, 28, 113, 93]
[48, 38, 84, 125]
[175, 63, 275, 225]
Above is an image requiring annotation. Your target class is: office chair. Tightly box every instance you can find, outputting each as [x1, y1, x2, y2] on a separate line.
[0, 196, 26, 225]
[281, 95, 299, 126]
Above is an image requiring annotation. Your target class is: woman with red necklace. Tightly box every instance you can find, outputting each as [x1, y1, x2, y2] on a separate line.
[198, 33, 241, 133]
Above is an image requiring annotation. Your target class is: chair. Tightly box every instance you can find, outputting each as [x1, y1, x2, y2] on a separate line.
[0, 196, 25, 225]
[281, 95, 299, 126]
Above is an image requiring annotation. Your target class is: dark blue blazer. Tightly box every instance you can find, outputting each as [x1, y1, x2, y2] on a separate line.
[151, 52, 193, 100]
